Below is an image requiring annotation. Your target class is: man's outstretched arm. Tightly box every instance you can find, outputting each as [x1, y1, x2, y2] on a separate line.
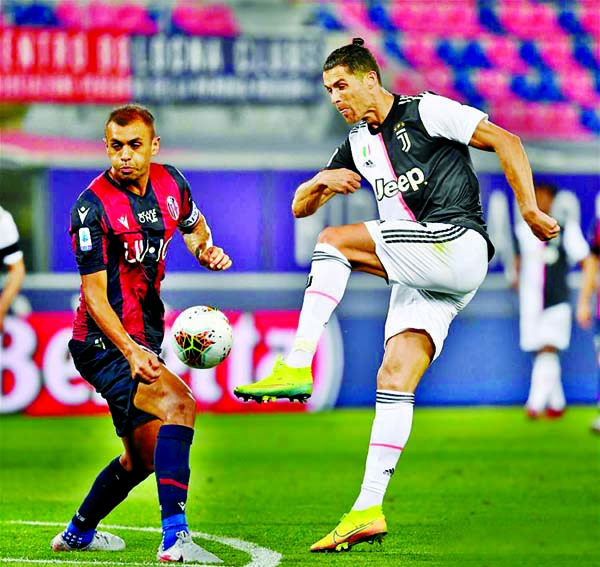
[469, 119, 560, 242]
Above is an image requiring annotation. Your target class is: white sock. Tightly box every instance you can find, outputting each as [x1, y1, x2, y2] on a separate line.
[352, 391, 415, 511]
[526, 352, 557, 412]
[545, 352, 565, 410]
[285, 243, 351, 368]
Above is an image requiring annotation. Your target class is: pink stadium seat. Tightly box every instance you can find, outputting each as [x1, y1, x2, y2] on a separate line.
[483, 35, 529, 75]
[391, 70, 425, 96]
[401, 34, 443, 69]
[498, 0, 562, 41]
[473, 69, 513, 104]
[538, 36, 577, 72]
[580, 5, 600, 39]
[422, 65, 462, 100]
[335, 0, 378, 32]
[559, 68, 600, 108]
[55, 1, 85, 29]
[172, 2, 238, 37]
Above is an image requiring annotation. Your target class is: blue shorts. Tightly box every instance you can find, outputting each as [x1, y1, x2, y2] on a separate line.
[69, 339, 158, 437]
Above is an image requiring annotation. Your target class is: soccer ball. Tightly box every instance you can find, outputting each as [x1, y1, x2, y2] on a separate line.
[170, 305, 233, 369]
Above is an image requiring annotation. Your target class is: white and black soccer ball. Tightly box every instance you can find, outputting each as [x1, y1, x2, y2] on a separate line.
[170, 305, 233, 369]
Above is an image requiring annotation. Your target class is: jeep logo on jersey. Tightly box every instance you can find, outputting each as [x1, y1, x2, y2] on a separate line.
[374, 167, 425, 200]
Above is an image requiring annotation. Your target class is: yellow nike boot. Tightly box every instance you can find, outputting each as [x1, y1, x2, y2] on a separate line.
[310, 505, 387, 552]
[233, 356, 313, 403]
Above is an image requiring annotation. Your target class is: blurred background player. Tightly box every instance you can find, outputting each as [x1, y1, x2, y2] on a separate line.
[234, 38, 559, 552]
[51, 105, 231, 563]
[0, 205, 26, 335]
[513, 181, 590, 418]
[576, 211, 600, 433]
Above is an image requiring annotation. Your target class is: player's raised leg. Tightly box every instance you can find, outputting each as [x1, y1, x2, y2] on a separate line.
[234, 223, 383, 403]
[311, 331, 429, 552]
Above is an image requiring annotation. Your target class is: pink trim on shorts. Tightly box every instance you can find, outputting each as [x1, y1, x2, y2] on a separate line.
[370, 442, 404, 451]
[377, 132, 416, 221]
[306, 290, 340, 305]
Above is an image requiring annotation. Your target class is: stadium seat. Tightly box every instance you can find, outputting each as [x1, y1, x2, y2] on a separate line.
[581, 108, 600, 134]
[473, 69, 514, 104]
[312, 6, 345, 31]
[12, 1, 58, 26]
[482, 35, 530, 75]
[171, 2, 239, 37]
[573, 39, 600, 71]
[538, 36, 578, 72]
[368, 1, 397, 32]
[580, 4, 600, 39]
[560, 68, 600, 108]
[477, 3, 505, 33]
[453, 70, 485, 108]
[510, 70, 564, 102]
[400, 34, 444, 69]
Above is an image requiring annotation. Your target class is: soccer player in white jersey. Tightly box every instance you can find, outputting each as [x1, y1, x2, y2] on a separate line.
[576, 213, 600, 433]
[514, 182, 590, 419]
[0, 205, 26, 334]
[234, 38, 560, 552]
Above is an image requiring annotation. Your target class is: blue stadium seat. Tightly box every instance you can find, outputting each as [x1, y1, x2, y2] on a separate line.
[478, 4, 505, 34]
[313, 6, 345, 31]
[463, 41, 492, 69]
[511, 71, 564, 102]
[573, 39, 600, 71]
[383, 34, 407, 65]
[437, 40, 463, 68]
[558, 9, 586, 35]
[580, 108, 600, 134]
[519, 41, 548, 70]
[368, 2, 397, 32]
[454, 71, 485, 108]
[13, 1, 58, 26]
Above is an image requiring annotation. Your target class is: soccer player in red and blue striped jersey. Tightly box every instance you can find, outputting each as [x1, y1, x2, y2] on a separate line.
[51, 105, 231, 563]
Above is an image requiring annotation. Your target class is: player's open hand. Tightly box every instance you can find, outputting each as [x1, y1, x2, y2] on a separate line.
[524, 209, 561, 241]
[198, 246, 232, 271]
[319, 168, 362, 194]
[128, 344, 161, 384]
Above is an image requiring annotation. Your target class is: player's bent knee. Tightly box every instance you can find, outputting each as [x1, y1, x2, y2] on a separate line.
[317, 226, 342, 247]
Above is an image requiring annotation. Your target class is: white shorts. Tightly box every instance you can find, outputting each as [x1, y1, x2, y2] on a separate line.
[365, 220, 489, 360]
[520, 302, 572, 352]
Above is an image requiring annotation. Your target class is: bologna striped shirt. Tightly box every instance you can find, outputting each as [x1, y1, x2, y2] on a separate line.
[69, 163, 201, 352]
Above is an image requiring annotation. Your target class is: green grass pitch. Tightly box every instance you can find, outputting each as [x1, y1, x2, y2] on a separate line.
[0, 407, 599, 567]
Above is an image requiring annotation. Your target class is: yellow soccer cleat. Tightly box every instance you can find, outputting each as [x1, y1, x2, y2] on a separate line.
[310, 505, 387, 552]
[233, 356, 313, 403]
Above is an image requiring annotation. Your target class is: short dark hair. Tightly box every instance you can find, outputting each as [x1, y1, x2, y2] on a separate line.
[323, 37, 382, 83]
[105, 104, 156, 138]
[534, 180, 558, 196]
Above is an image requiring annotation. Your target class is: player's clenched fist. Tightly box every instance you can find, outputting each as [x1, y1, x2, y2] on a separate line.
[525, 210, 561, 241]
[318, 168, 362, 194]
[198, 246, 232, 271]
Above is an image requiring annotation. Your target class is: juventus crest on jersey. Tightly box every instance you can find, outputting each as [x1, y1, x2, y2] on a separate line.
[326, 92, 494, 259]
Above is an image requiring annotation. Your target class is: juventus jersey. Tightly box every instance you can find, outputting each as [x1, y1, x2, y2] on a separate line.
[0, 206, 23, 266]
[326, 92, 494, 259]
[515, 216, 589, 310]
[69, 163, 201, 351]
[588, 217, 600, 318]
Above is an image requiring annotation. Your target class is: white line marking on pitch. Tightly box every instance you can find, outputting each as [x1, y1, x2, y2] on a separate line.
[2, 521, 282, 567]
